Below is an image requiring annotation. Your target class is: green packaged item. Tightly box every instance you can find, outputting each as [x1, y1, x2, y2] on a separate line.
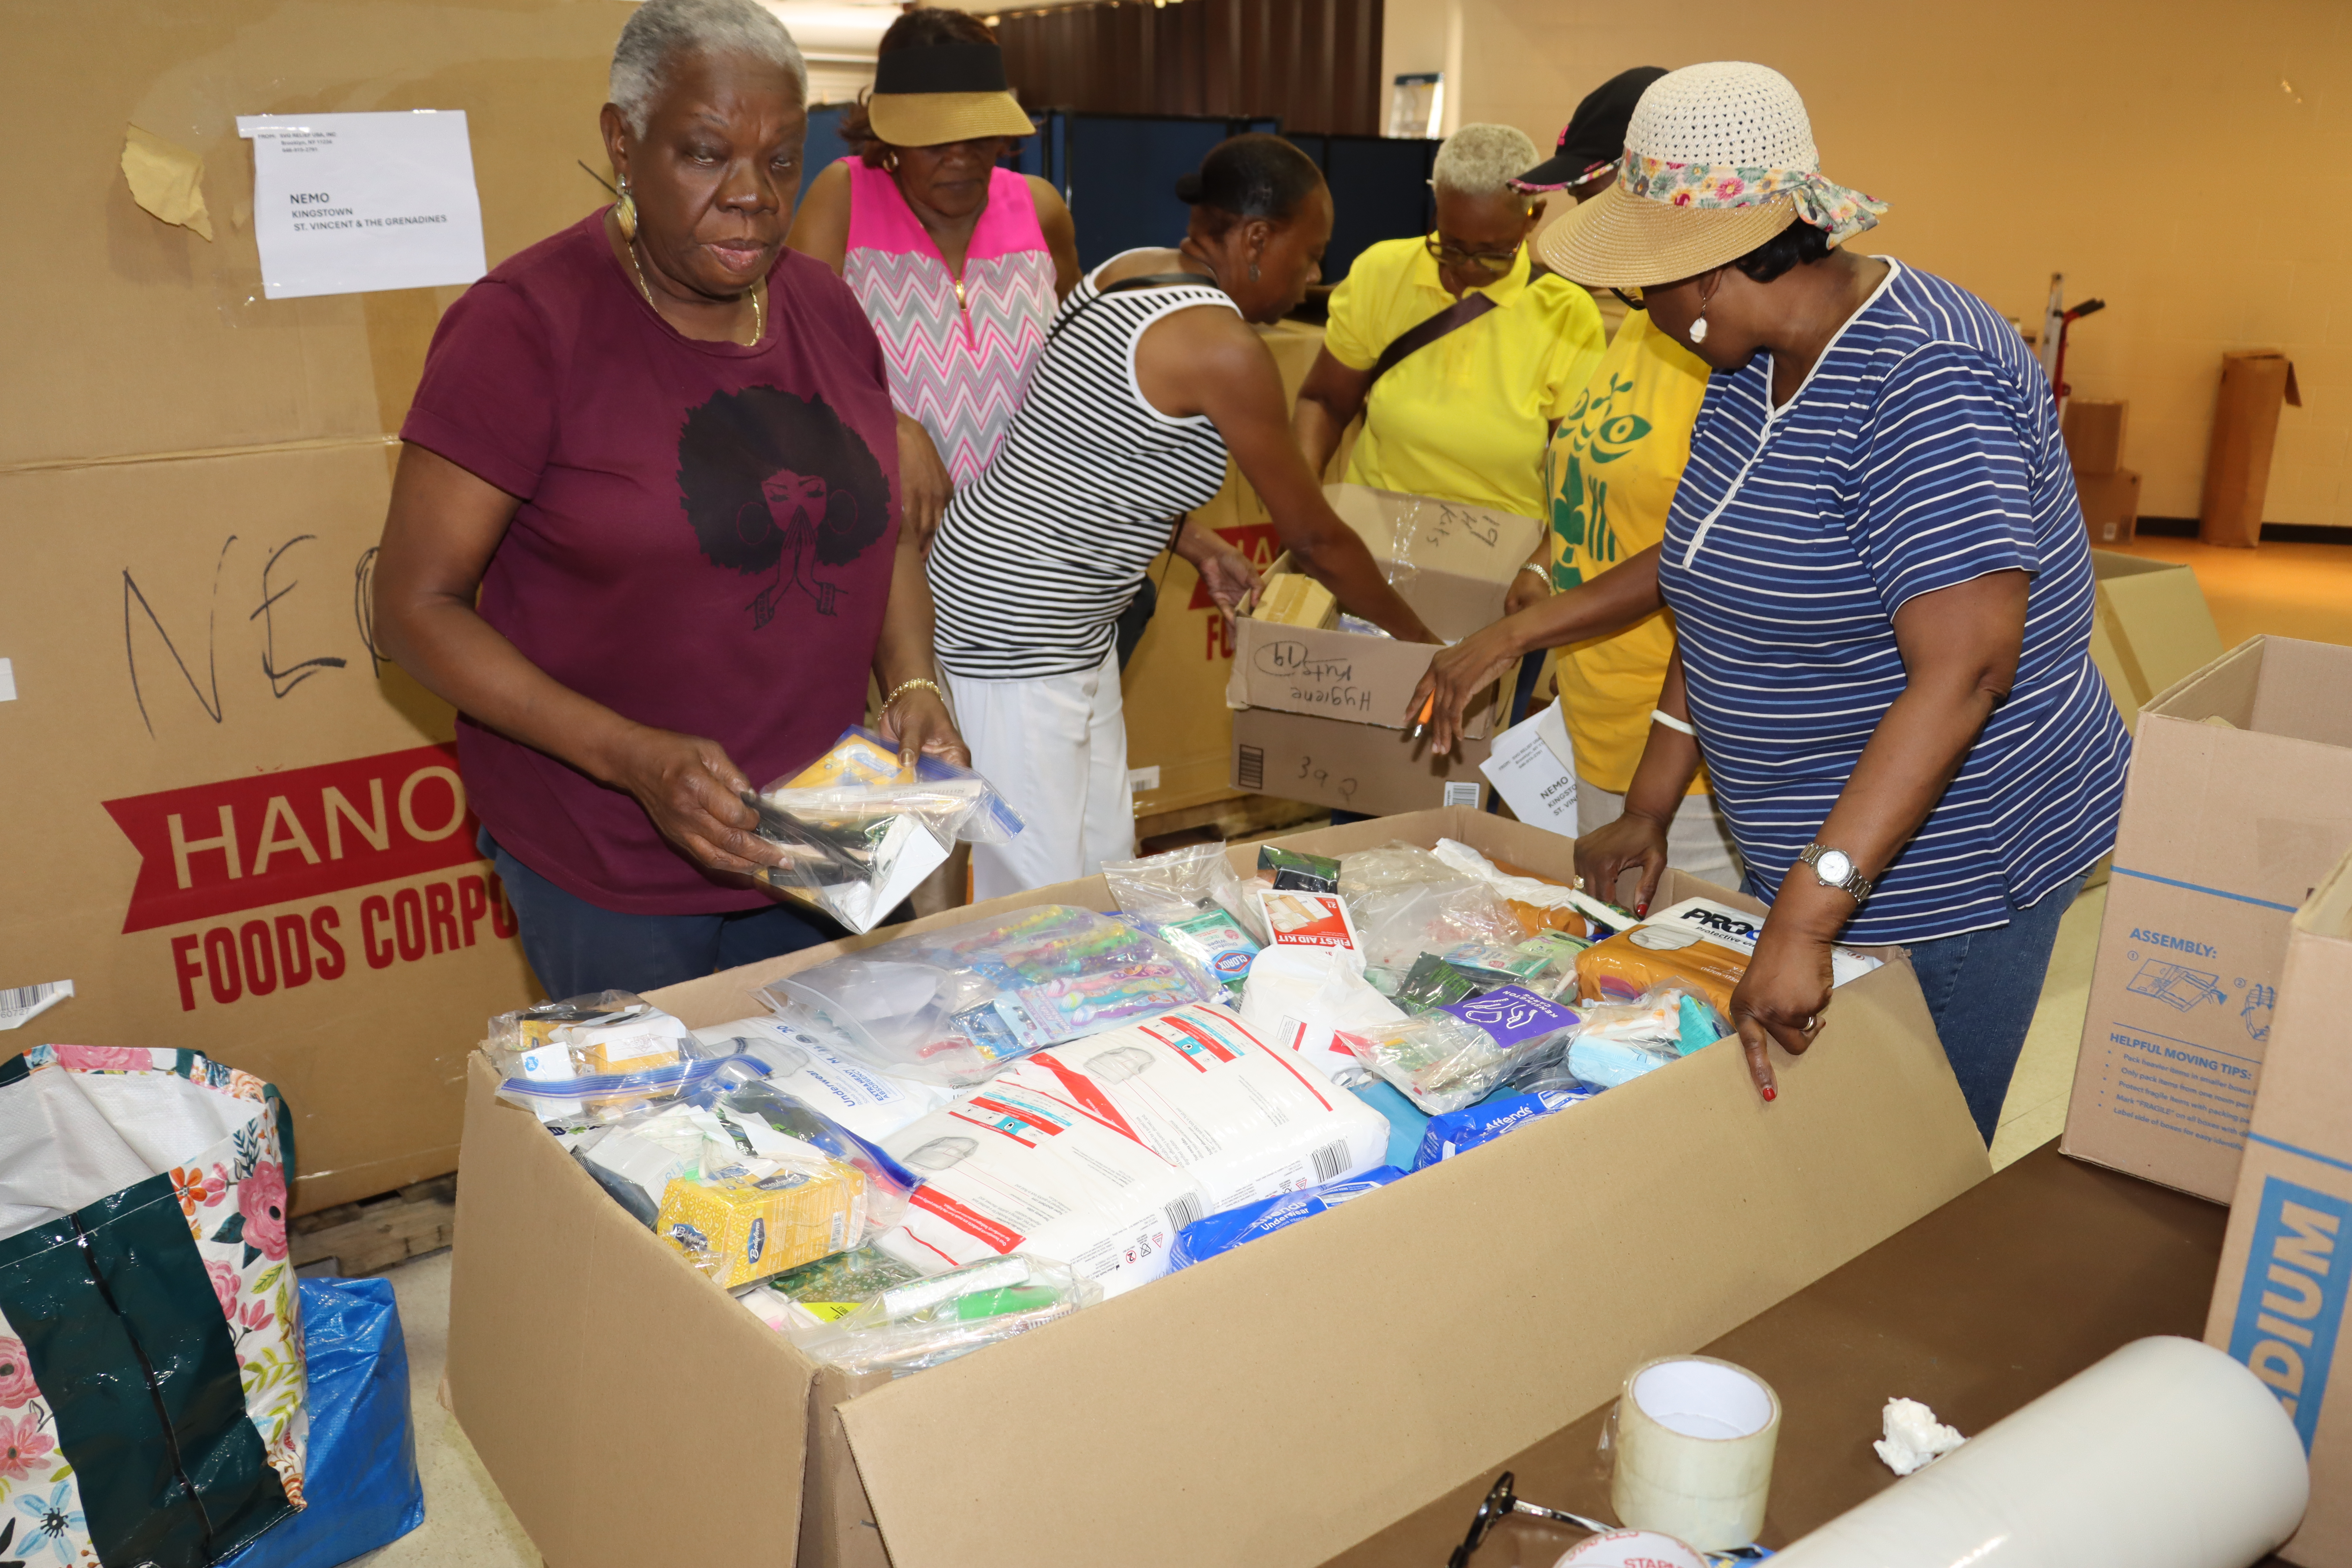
[1395, 953, 1483, 1012]
[765, 1242, 923, 1316]
[1259, 844, 1341, 893]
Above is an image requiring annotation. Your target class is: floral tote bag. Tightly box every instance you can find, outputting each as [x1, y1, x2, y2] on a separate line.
[0, 1045, 307, 1568]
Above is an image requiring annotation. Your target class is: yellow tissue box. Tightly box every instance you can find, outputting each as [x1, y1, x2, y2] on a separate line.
[655, 1162, 867, 1289]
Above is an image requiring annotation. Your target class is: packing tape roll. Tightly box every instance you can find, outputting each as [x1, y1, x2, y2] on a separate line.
[1610, 1355, 1780, 1550]
[1770, 1337, 2308, 1567]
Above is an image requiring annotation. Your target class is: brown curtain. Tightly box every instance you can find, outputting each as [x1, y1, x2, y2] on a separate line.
[997, 0, 1386, 136]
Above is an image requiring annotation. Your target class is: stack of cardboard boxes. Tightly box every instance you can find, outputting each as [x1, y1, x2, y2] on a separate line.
[2065, 398, 2140, 545]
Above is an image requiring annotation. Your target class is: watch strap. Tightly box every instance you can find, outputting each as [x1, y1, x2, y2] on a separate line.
[1798, 842, 1873, 904]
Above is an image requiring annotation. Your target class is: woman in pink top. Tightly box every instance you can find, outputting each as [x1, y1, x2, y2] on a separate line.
[789, 10, 1080, 546]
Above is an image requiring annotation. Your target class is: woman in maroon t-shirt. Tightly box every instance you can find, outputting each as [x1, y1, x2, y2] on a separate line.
[374, 0, 965, 996]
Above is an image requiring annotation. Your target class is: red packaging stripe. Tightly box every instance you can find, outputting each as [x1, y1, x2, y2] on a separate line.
[909, 1186, 1026, 1255]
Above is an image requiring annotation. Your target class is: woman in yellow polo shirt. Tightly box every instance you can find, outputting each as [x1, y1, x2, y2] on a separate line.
[1294, 123, 1605, 620]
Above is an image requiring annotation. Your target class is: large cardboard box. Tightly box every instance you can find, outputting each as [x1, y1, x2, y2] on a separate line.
[2063, 637, 2352, 1203]
[2206, 844, 2352, 1566]
[2, 0, 639, 1209]
[1232, 704, 1498, 814]
[2076, 466, 2142, 546]
[448, 810, 1991, 1568]
[2200, 351, 2303, 548]
[2063, 397, 2129, 476]
[1120, 321, 1333, 820]
[2086, 548, 2226, 731]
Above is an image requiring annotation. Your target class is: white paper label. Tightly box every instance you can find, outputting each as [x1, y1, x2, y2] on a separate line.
[0, 659, 15, 702]
[1127, 765, 1162, 793]
[237, 111, 487, 300]
[0, 981, 73, 1032]
[1442, 781, 1483, 808]
[1477, 698, 1578, 832]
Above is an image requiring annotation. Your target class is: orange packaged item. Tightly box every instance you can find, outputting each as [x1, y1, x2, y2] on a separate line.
[1575, 897, 1885, 1014]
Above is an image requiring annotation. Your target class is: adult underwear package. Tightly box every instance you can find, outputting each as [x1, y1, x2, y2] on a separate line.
[991, 1002, 1390, 1214]
[1412, 1086, 1596, 1170]
[691, 1016, 952, 1143]
[1167, 1166, 1407, 1270]
[875, 1081, 1210, 1297]
[760, 904, 1222, 1087]
[1575, 896, 1882, 1013]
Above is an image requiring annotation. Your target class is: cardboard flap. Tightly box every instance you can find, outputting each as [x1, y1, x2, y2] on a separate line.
[834, 960, 1986, 1568]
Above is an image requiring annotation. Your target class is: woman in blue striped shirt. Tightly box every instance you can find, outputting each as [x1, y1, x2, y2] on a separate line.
[1412, 63, 2129, 1143]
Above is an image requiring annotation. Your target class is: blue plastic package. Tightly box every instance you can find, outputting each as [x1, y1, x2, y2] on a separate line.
[1412, 1085, 1597, 1170]
[1168, 1167, 1408, 1270]
[1349, 1079, 1427, 1171]
[225, 1277, 424, 1568]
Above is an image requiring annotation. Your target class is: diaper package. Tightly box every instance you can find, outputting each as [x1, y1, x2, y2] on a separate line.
[990, 1002, 1390, 1214]
[691, 1015, 952, 1143]
[1167, 1166, 1407, 1270]
[1412, 1086, 1596, 1170]
[875, 1081, 1209, 1297]
[759, 904, 1223, 1087]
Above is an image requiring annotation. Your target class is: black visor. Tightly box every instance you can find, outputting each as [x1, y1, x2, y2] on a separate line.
[873, 41, 1010, 95]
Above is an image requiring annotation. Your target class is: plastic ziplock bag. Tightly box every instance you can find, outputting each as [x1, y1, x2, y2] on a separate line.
[1560, 985, 1729, 1090]
[1236, 946, 1401, 1085]
[758, 904, 1223, 1087]
[745, 728, 1026, 934]
[488, 992, 717, 1125]
[1167, 1166, 1407, 1270]
[738, 1242, 927, 1332]
[1411, 1086, 1597, 1170]
[1343, 984, 1584, 1114]
[1340, 843, 1526, 978]
[1428, 836, 1623, 937]
[1103, 841, 1271, 945]
[691, 1015, 953, 1143]
[792, 1254, 1102, 1377]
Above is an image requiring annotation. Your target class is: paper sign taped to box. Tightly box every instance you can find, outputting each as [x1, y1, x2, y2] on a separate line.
[237, 110, 487, 299]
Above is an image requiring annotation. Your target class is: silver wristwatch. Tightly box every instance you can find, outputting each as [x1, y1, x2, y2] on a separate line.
[1797, 842, 1874, 904]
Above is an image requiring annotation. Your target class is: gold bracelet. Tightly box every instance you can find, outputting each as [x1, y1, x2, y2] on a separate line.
[880, 677, 945, 716]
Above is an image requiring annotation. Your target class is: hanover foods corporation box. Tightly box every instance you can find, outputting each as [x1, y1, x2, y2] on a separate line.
[2207, 845, 2352, 1567]
[2063, 637, 2352, 1203]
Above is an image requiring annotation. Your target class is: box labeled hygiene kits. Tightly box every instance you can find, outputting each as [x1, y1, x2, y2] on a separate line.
[2206, 844, 2352, 1568]
[2063, 637, 2352, 1204]
[1226, 484, 1540, 811]
[446, 811, 1990, 1568]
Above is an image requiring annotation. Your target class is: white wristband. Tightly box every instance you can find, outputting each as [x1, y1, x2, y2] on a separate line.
[1650, 708, 1695, 737]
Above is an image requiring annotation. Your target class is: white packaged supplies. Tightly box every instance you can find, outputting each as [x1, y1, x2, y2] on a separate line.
[1637, 897, 1884, 989]
[876, 1081, 1208, 1298]
[1235, 947, 1400, 1086]
[691, 1016, 952, 1143]
[992, 1002, 1390, 1213]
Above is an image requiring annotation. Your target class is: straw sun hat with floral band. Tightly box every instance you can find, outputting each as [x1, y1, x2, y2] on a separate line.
[1540, 61, 1886, 290]
[865, 39, 1036, 147]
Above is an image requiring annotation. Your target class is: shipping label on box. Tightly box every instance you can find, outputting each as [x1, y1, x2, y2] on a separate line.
[2065, 638, 2352, 1203]
[2207, 847, 2352, 1566]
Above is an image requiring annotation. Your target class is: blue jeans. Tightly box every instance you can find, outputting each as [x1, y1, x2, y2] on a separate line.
[1906, 875, 2084, 1146]
[481, 829, 849, 1000]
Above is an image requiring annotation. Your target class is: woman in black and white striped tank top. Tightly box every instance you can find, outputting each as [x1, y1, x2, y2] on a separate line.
[928, 135, 1434, 900]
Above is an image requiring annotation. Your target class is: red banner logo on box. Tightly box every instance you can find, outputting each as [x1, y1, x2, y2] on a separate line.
[104, 743, 484, 933]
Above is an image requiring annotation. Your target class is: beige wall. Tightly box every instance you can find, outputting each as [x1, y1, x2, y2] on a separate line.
[1382, 0, 2348, 527]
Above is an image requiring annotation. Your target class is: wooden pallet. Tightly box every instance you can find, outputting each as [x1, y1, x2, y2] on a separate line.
[291, 1174, 456, 1277]
[1135, 793, 1328, 852]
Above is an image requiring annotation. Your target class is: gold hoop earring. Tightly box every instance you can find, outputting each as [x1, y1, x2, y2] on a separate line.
[615, 179, 638, 242]
[884, 150, 900, 173]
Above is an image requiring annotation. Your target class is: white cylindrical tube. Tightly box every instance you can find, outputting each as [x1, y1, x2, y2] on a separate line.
[1771, 1337, 2308, 1568]
[1609, 1355, 1780, 1549]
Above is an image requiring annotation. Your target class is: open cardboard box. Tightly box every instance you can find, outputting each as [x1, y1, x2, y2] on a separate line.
[1226, 484, 1540, 743]
[2064, 636, 2352, 1204]
[2086, 549, 2226, 731]
[447, 810, 1990, 1568]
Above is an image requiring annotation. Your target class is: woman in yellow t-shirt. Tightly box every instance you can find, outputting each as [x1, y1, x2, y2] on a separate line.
[1542, 306, 1741, 888]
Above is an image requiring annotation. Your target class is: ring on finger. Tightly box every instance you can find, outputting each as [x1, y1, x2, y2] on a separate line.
[1802, 1015, 1819, 1032]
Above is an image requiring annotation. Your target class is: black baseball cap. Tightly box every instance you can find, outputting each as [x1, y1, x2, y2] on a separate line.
[1513, 66, 1669, 192]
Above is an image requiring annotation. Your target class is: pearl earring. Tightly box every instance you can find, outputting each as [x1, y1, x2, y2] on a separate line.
[1688, 313, 1709, 345]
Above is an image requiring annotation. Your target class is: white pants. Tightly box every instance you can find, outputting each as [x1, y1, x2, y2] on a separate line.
[948, 649, 1136, 903]
[1576, 776, 1747, 897]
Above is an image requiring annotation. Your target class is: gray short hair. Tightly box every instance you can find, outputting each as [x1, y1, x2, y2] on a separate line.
[610, 0, 808, 138]
[1432, 123, 1540, 199]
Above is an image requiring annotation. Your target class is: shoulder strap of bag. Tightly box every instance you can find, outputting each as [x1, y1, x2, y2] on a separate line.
[1368, 291, 1499, 384]
[1044, 269, 1219, 350]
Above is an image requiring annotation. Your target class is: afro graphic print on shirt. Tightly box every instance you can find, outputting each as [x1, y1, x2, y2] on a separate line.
[675, 385, 893, 630]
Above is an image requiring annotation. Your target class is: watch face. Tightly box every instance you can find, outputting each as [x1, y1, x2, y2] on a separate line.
[1816, 849, 1853, 884]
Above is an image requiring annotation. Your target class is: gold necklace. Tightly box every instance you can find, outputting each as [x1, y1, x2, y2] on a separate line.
[625, 236, 764, 346]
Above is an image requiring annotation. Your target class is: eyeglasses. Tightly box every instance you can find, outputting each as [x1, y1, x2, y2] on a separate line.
[1446, 1471, 1773, 1567]
[1611, 286, 1646, 311]
[1426, 233, 1524, 274]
